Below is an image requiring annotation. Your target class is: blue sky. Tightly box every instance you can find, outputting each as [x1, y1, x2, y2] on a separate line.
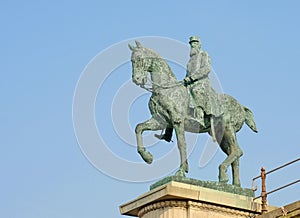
[1, 1, 300, 217]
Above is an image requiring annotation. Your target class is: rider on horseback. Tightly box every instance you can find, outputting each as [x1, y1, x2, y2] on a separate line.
[156, 36, 222, 142]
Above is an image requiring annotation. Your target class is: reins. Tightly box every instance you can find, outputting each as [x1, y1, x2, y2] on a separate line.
[140, 75, 184, 93]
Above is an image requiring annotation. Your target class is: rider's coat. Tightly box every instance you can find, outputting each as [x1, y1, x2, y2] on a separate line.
[186, 50, 222, 116]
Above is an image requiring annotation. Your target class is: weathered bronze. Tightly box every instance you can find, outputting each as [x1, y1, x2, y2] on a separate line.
[128, 38, 257, 187]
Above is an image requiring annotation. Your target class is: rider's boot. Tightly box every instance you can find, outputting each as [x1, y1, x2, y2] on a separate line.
[155, 128, 173, 142]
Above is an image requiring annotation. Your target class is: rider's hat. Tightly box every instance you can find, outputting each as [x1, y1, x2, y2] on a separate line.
[189, 36, 200, 44]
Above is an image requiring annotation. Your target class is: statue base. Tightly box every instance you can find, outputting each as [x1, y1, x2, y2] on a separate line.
[120, 178, 264, 217]
[150, 176, 254, 197]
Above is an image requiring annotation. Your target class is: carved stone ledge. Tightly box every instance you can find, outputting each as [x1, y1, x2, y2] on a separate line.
[120, 181, 261, 217]
[150, 176, 254, 197]
[138, 200, 188, 217]
[187, 201, 254, 218]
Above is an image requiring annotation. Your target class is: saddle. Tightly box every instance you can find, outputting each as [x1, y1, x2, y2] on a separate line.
[186, 88, 224, 118]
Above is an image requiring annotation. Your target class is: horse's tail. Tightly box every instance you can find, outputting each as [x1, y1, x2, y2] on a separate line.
[244, 107, 258, 133]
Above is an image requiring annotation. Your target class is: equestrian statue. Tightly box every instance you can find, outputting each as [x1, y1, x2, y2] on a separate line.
[128, 37, 257, 187]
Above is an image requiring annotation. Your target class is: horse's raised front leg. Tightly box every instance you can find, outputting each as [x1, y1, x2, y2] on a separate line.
[135, 117, 165, 164]
[174, 123, 188, 177]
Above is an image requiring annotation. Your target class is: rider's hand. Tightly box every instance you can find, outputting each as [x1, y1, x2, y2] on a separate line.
[183, 77, 192, 85]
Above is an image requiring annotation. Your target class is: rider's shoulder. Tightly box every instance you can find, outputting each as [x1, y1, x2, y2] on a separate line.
[200, 50, 209, 57]
[200, 51, 211, 63]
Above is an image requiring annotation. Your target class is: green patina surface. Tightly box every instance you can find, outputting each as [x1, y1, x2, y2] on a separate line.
[129, 38, 258, 188]
[150, 176, 254, 197]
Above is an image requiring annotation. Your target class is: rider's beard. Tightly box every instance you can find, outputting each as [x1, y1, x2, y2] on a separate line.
[190, 47, 200, 56]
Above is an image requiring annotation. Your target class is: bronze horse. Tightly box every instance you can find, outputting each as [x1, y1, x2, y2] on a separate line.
[129, 41, 257, 186]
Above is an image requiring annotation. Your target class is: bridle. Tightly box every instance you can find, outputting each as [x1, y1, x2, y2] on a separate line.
[139, 74, 184, 93]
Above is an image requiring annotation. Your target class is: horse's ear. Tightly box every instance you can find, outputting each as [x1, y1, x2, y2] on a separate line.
[135, 40, 142, 48]
[128, 44, 135, 51]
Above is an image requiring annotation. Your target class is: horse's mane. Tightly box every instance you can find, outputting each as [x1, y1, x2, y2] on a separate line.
[129, 41, 176, 80]
[132, 46, 163, 60]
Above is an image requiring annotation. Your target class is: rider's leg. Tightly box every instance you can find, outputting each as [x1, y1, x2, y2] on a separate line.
[155, 127, 173, 142]
[190, 86, 206, 127]
[194, 106, 205, 126]
[153, 96, 177, 143]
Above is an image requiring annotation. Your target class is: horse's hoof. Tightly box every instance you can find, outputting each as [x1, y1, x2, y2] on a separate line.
[182, 161, 189, 173]
[219, 179, 228, 184]
[138, 149, 153, 164]
[219, 172, 229, 184]
[219, 174, 229, 183]
[218, 165, 228, 183]
[233, 181, 241, 187]
[219, 173, 229, 183]
[175, 169, 186, 177]
[144, 152, 153, 164]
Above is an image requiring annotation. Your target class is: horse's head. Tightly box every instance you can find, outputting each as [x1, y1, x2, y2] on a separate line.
[128, 41, 155, 86]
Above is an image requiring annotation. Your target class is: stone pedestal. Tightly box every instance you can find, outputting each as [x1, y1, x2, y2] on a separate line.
[120, 178, 263, 218]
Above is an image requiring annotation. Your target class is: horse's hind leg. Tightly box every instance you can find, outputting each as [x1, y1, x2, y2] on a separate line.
[231, 159, 241, 186]
[135, 117, 165, 164]
[219, 126, 243, 185]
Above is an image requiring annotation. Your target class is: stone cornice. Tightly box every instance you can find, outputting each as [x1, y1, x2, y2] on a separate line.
[138, 200, 188, 217]
[188, 201, 254, 217]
